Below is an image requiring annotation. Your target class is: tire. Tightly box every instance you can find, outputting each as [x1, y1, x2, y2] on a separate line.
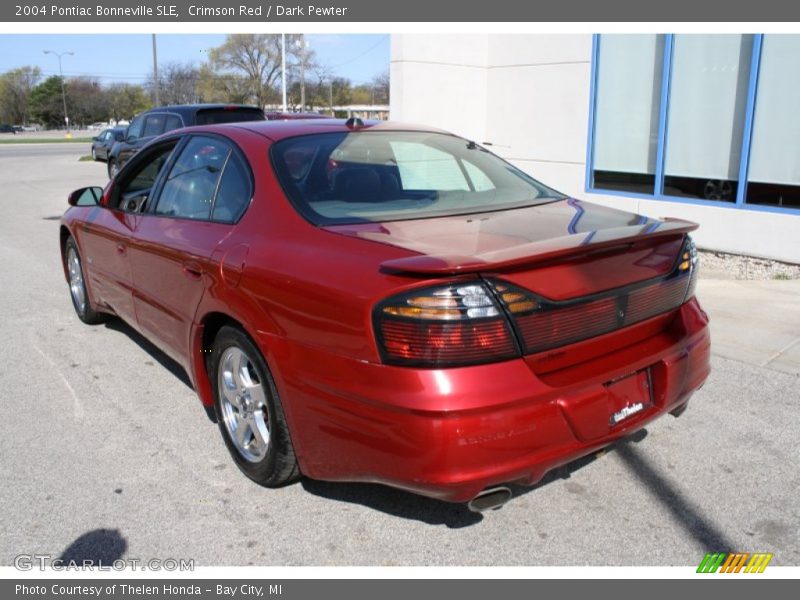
[211, 326, 299, 487]
[91, 147, 97, 161]
[108, 159, 119, 179]
[64, 237, 106, 324]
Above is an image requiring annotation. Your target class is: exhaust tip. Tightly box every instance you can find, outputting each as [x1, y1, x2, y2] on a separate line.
[467, 486, 513, 513]
[669, 402, 689, 418]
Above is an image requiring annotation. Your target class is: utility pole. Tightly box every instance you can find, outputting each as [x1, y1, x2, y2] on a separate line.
[43, 50, 74, 137]
[281, 34, 287, 113]
[299, 35, 307, 112]
[328, 79, 333, 116]
[152, 34, 160, 106]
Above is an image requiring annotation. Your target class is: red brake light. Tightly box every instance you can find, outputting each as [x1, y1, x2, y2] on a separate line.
[374, 282, 519, 367]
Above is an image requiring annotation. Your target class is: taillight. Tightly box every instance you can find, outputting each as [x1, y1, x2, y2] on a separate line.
[486, 235, 696, 355]
[374, 282, 519, 367]
[374, 236, 698, 366]
[680, 235, 699, 302]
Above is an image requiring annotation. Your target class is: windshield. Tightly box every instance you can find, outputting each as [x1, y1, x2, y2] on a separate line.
[270, 130, 565, 225]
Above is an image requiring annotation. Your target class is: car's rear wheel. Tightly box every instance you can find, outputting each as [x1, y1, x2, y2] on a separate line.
[64, 237, 106, 324]
[108, 159, 119, 179]
[91, 147, 97, 161]
[211, 326, 299, 487]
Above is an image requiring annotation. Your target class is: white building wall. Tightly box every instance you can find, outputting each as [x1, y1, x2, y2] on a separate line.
[390, 34, 489, 143]
[390, 34, 800, 263]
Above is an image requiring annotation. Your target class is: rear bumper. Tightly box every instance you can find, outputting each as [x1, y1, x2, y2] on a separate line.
[266, 298, 711, 503]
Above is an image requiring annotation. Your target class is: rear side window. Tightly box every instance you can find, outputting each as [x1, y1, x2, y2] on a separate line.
[194, 108, 265, 125]
[142, 114, 165, 138]
[164, 114, 183, 132]
[212, 157, 251, 222]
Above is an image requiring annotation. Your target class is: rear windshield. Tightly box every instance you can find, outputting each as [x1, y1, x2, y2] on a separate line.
[194, 108, 265, 125]
[270, 130, 565, 225]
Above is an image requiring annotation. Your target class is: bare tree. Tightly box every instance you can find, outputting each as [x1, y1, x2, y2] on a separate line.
[196, 64, 252, 104]
[208, 34, 302, 108]
[148, 61, 201, 106]
[371, 70, 390, 105]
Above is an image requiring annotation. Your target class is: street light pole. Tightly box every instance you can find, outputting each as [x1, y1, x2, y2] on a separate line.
[281, 34, 287, 113]
[44, 50, 74, 136]
[152, 34, 160, 106]
[299, 36, 306, 111]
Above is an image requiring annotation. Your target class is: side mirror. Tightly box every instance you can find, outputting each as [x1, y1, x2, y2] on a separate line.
[68, 186, 104, 207]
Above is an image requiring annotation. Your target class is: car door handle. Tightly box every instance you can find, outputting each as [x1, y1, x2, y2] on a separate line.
[182, 261, 203, 280]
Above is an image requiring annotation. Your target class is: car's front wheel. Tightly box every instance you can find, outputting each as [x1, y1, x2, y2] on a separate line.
[91, 147, 97, 161]
[64, 237, 106, 324]
[211, 326, 299, 487]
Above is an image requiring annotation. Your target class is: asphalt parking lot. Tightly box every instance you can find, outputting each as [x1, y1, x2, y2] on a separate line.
[0, 143, 798, 567]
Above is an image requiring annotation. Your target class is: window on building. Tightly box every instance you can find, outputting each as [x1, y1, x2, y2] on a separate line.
[746, 35, 800, 209]
[662, 35, 752, 203]
[588, 33, 799, 213]
[591, 34, 664, 195]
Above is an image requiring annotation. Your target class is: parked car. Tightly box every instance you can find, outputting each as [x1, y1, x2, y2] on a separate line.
[21, 124, 41, 132]
[60, 120, 710, 511]
[87, 122, 108, 131]
[106, 104, 265, 179]
[265, 111, 329, 120]
[90, 127, 126, 162]
[0, 124, 17, 134]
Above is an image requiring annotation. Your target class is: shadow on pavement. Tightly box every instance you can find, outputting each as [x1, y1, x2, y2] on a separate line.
[616, 442, 736, 551]
[59, 528, 127, 566]
[103, 318, 217, 423]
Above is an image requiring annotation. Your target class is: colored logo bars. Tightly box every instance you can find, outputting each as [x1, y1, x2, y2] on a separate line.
[697, 552, 773, 573]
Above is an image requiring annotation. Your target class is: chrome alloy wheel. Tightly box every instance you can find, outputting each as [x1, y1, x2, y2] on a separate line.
[67, 246, 86, 314]
[218, 347, 270, 463]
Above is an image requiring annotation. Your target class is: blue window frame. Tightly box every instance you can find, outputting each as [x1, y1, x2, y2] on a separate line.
[586, 33, 800, 215]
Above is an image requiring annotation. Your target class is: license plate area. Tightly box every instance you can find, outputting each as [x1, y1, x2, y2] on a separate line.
[606, 369, 653, 426]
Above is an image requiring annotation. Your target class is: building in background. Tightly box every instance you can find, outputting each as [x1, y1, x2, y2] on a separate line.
[390, 34, 800, 263]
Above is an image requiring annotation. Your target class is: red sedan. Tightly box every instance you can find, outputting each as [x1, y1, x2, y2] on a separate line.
[60, 119, 710, 511]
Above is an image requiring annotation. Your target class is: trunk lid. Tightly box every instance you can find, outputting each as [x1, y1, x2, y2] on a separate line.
[323, 199, 695, 300]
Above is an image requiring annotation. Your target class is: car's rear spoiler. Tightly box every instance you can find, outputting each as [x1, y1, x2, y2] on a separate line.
[379, 218, 698, 275]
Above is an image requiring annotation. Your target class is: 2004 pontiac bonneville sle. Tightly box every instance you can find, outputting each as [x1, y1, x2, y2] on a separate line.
[60, 119, 710, 511]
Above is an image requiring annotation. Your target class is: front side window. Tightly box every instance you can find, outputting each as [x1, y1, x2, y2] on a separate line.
[271, 131, 563, 225]
[126, 116, 144, 141]
[114, 144, 176, 212]
[154, 136, 231, 220]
